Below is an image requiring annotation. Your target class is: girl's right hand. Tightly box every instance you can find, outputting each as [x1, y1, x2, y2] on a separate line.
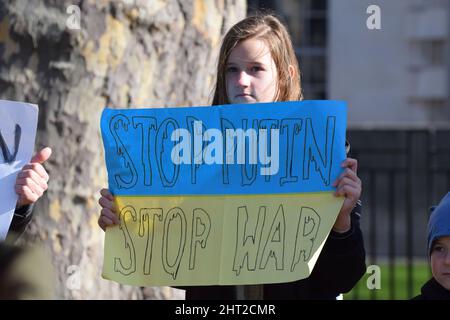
[98, 188, 119, 231]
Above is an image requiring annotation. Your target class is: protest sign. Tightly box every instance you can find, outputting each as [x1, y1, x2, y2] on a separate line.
[101, 100, 347, 286]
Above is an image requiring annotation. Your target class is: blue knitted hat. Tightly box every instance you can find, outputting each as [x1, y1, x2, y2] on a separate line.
[428, 191, 450, 254]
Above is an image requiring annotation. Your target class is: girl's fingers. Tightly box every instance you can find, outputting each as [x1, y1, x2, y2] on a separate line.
[341, 158, 358, 173]
[98, 216, 109, 231]
[100, 188, 114, 201]
[337, 177, 360, 189]
[340, 168, 358, 182]
[98, 188, 118, 231]
[98, 213, 117, 231]
[333, 169, 361, 187]
[101, 208, 119, 224]
[102, 215, 114, 226]
[335, 176, 361, 191]
[98, 196, 116, 212]
[334, 184, 360, 200]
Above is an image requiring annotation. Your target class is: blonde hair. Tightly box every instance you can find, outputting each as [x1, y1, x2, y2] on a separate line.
[212, 14, 303, 105]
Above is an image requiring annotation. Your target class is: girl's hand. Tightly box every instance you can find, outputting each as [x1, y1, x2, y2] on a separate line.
[15, 147, 51, 208]
[331, 158, 362, 233]
[98, 188, 119, 231]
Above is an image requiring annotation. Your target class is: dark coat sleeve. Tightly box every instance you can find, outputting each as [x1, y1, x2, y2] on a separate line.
[6, 204, 34, 242]
[304, 201, 366, 297]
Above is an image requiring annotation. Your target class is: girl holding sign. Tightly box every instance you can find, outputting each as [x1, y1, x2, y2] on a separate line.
[98, 13, 365, 299]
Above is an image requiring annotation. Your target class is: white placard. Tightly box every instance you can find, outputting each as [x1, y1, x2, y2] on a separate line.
[0, 100, 38, 240]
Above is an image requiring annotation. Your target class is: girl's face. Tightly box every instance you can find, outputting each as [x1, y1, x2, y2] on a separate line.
[225, 38, 278, 104]
[431, 236, 450, 290]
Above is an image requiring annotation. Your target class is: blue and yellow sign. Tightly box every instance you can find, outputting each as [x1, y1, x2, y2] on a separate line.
[101, 100, 347, 286]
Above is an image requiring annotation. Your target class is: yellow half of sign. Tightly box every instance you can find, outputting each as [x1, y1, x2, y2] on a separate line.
[102, 192, 344, 286]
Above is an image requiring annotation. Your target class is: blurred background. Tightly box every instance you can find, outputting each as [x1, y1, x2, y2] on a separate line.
[0, 0, 449, 299]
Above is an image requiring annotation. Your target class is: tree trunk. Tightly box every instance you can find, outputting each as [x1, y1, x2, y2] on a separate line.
[0, 0, 245, 299]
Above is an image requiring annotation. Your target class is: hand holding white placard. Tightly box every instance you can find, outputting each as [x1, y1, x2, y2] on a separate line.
[0, 100, 38, 240]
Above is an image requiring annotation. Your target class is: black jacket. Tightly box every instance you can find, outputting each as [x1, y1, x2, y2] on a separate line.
[413, 278, 450, 300]
[185, 202, 366, 300]
[6, 204, 34, 242]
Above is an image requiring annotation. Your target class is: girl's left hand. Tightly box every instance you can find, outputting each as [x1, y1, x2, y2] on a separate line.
[331, 158, 362, 233]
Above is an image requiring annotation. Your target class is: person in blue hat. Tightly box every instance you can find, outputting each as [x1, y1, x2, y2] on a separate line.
[413, 191, 450, 300]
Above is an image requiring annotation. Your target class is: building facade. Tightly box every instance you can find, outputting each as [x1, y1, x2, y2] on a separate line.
[248, 0, 450, 127]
